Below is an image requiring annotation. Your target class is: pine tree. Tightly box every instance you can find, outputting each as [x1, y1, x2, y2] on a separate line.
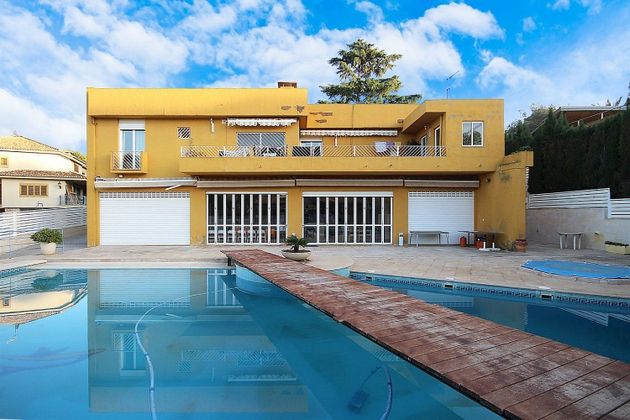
[320, 39, 421, 104]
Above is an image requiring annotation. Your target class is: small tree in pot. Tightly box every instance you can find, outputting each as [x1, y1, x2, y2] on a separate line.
[282, 235, 311, 261]
[30, 228, 62, 255]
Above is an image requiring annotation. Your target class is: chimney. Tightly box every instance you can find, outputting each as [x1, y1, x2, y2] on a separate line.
[277, 81, 298, 88]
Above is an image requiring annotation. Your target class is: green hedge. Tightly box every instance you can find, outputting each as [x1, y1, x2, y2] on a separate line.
[507, 104, 630, 198]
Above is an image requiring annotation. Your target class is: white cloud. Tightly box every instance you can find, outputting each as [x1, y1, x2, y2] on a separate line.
[549, 0, 602, 14]
[522, 17, 537, 32]
[353, 1, 384, 23]
[423, 2, 504, 39]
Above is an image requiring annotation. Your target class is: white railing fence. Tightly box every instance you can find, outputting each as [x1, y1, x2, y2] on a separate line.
[112, 151, 143, 170]
[527, 188, 630, 219]
[180, 144, 446, 158]
[0, 207, 87, 239]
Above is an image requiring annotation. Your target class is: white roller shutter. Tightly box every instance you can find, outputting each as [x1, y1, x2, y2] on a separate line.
[100, 192, 190, 245]
[408, 191, 473, 244]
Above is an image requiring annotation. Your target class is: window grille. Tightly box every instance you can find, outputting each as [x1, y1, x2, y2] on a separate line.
[177, 127, 191, 139]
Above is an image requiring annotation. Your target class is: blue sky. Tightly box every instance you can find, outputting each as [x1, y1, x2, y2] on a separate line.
[0, 0, 629, 151]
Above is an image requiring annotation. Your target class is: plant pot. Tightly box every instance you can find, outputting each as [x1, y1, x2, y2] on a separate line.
[40, 242, 57, 255]
[514, 239, 527, 252]
[281, 250, 311, 261]
[605, 244, 630, 255]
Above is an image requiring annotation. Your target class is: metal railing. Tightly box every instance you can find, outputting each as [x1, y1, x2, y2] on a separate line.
[112, 151, 144, 170]
[59, 195, 86, 206]
[181, 145, 446, 158]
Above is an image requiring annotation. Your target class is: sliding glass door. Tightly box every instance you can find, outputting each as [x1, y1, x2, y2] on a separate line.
[303, 193, 392, 244]
[207, 193, 287, 244]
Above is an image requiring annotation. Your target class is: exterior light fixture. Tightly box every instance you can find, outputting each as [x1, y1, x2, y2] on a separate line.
[58, 181, 62, 189]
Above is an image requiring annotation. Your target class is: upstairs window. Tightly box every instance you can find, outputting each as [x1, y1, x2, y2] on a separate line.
[0, 157, 7, 167]
[462, 121, 484, 147]
[73, 163, 80, 173]
[20, 184, 48, 197]
[177, 127, 191, 140]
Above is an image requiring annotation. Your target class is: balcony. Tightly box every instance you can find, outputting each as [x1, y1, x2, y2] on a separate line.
[111, 151, 147, 174]
[179, 145, 457, 176]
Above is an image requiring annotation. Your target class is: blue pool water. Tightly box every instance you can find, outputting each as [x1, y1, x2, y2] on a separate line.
[354, 273, 630, 362]
[0, 268, 498, 419]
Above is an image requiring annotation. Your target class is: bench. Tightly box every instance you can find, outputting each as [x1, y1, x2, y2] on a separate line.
[409, 230, 450, 246]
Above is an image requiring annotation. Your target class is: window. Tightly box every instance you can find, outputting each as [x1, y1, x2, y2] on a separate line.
[434, 126, 443, 156]
[462, 121, 484, 146]
[0, 157, 7, 167]
[118, 120, 145, 170]
[294, 138, 322, 156]
[177, 127, 191, 139]
[207, 193, 287, 244]
[73, 163, 80, 173]
[419, 135, 427, 146]
[303, 193, 393, 244]
[236, 132, 286, 156]
[20, 184, 48, 197]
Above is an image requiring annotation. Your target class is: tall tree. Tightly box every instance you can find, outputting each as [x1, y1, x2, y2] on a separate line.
[319, 39, 421, 104]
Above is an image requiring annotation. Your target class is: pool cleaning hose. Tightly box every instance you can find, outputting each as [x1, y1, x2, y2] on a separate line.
[133, 288, 239, 420]
[348, 365, 393, 420]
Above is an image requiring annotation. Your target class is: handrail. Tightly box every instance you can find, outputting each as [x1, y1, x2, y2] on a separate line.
[181, 145, 446, 158]
[112, 151, 144, 170]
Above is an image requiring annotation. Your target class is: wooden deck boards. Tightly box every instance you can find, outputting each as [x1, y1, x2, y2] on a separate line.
[223, 249, 630, 419]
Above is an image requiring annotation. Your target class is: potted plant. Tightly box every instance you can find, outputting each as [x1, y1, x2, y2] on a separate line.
[514, 238, 527, 252]
[282, 235, 311, 261]
[605, 241, 630, 255]
[30, 228, 62, 255]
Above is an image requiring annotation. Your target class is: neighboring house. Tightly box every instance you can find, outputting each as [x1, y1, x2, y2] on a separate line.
[554, 105, 627, 127]
[86, 85, 532, 247]
[0, 134, 87, 210]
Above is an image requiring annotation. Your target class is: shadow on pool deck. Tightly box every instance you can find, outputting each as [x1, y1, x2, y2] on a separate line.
[1, 232, 628, 298]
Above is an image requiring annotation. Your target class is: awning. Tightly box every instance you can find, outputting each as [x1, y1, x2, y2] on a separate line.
[94, 178, 197, 189]
[300, 129, 398, 137]
[226, 118, 297, 127]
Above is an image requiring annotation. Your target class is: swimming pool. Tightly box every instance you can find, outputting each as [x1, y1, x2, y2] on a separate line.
[351, 272, 630, 362]
[0, 268, 499, 419]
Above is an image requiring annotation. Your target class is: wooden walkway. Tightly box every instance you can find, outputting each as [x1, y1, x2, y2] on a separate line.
[223, 249, 630, 419]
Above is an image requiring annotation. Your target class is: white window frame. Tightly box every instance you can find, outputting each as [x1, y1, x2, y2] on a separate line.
[119, 120, 145, 170]
[206, 192, 288, 245]
[419, 135, 427, 146]
[462, 121, 484, 147]
[302, 192, 393, 245]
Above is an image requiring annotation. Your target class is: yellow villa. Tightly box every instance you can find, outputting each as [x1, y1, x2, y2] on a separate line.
[86, 84, 532, 248]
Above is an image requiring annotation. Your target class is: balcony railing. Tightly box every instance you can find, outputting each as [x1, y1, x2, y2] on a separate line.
[111, 151, 146, 172]
[59, 195, 86, 206]
[181, 145, 446, 158]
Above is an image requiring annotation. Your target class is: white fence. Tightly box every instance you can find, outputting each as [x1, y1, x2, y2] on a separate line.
[527, 188, 630, 218]
[527, 188, 630, 249]
[0, 207, 87, 239]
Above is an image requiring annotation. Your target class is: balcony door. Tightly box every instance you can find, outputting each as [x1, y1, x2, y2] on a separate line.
[302, 193, 392, 244]
[119, 120, 145, 170]
[207, 193, 287, 244]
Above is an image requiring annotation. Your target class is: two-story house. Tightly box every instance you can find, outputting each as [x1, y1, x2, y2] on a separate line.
[86, 85, 532, 247]
[0, 134, 87, 211]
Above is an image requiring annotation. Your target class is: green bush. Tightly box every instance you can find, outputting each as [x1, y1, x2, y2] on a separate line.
[30, 228, 63, 244]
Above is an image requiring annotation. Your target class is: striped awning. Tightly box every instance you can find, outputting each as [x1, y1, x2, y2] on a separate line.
[300, 129, 398, 137]
[226, 118, 297, 127]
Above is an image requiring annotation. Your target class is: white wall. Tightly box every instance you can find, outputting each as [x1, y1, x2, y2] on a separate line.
[0, 150, 85, 174]
[527, 207, 630, 250]
[1, 178, 74, 208]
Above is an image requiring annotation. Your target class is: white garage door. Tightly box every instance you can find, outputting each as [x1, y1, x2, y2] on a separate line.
[100, 192, 190, 245]
[408, 191, 474, 245]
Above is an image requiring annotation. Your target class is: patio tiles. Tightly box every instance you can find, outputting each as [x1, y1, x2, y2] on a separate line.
[223, 249, 630, 419]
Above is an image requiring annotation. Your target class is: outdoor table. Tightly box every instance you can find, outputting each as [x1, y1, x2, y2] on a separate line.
[409, 231, 450, 245]
[558, 232, 583, 249]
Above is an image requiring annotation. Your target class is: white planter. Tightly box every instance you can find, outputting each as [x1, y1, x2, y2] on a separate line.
[40, 242, 57, 255]
[281, 250, 311, 261]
